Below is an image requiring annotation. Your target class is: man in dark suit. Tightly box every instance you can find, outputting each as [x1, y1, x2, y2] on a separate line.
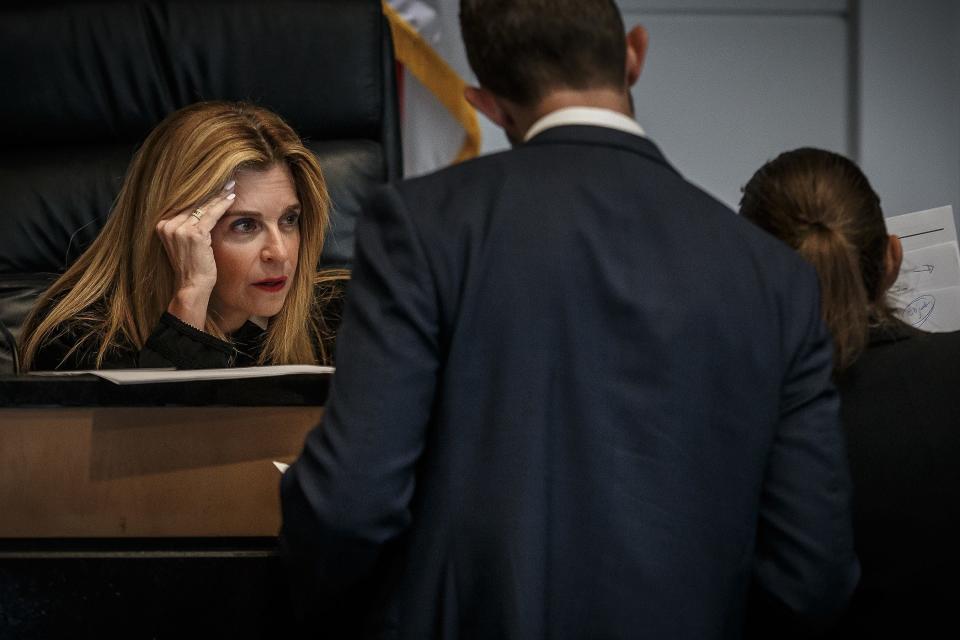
[281, 1, 859, 637]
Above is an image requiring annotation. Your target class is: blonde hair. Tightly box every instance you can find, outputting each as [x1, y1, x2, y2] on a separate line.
[740, 148, 896, 371]
[20, 101, 344, 371]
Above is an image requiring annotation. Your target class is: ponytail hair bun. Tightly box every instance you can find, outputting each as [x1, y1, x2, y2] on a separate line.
[740, 148, 890, 371]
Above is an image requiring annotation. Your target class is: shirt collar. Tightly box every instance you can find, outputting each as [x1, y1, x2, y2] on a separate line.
[523, 106, 645, 142]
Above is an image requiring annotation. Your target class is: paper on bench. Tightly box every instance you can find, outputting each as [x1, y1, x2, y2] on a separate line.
[92, 364, 334, 384]
[90, 364, 334, 385]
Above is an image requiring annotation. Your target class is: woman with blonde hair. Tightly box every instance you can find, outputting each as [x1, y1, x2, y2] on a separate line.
[20, 101, 345, 371]
[740, 147, 960, 637]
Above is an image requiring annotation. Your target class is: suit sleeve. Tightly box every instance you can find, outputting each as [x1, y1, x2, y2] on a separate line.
[280, 184, 439, 620]
[747, 263, 860, 635]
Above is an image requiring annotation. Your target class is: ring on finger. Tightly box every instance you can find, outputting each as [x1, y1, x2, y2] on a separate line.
[190, 208, 205, 222]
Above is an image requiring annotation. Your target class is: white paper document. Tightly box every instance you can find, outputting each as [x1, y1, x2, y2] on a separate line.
[273, 461, 290, 473]
[29, 364, 334, 384]
[885, 205, 960, 331]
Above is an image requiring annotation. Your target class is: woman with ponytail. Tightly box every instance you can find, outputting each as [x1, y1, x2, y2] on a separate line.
[740, 147, 960, 637]
[20, 101, 346, 371]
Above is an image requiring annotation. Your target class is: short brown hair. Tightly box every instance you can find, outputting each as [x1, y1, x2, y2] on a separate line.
[739, 148, 895, 371]
[460, 0, 627, 105]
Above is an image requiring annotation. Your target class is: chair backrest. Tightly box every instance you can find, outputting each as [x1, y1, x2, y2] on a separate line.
[0, 320, 18, 374]
[0, 0, 401, 348]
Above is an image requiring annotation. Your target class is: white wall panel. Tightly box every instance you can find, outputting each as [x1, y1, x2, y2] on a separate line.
[627, 13, 849, 208]
[859, 0, 960, 220]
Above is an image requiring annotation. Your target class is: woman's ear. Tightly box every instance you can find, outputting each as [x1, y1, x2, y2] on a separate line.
[880, 233, 903, 295]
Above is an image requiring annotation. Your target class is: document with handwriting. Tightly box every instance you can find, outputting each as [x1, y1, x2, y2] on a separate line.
[885, 205, 960, 331]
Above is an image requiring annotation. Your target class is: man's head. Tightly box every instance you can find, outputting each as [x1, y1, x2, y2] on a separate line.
[461, 0, 628, 105]
[460, 0, 647, 142]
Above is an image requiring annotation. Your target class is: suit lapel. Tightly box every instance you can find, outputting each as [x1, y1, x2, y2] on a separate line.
[524, 125, 680, 176]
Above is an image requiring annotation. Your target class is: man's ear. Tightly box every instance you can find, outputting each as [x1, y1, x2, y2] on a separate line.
[465, 86, 509, 129]
[625, 25, 649, 87]
[881, 233, 904, 295]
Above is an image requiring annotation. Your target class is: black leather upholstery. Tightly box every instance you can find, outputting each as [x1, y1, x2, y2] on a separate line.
[0, 320, 17, 375]
[0, 0, 401, 352]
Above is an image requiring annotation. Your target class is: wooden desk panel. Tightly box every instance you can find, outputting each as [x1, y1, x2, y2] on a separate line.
[0, 406, 323, 538]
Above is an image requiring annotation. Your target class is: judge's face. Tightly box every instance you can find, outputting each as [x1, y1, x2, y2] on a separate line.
[209, 164, 301, 332]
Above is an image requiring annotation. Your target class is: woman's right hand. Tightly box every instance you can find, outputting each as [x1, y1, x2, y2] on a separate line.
[156, 180, 236, 329]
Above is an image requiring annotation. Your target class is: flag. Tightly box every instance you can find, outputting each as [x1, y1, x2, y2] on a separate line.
[383, 0, 482, 177]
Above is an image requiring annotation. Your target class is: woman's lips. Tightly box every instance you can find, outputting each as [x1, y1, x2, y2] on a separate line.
[252, 277, 287, 293]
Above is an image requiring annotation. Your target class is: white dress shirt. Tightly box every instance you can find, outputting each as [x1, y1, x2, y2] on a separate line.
[523, 106, 645, 142]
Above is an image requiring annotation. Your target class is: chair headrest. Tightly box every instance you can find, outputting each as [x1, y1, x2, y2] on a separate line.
[0, 0, 400, 276]
[1, 0, 390, 145]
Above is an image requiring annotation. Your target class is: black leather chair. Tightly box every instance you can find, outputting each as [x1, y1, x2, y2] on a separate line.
[0, 0, 401, 367]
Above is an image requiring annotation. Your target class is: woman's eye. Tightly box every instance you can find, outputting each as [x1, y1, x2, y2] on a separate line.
[230, 218, 258, 233]
[282, 213, 301, 227]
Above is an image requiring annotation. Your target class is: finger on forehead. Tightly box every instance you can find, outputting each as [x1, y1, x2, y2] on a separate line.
[197, 192, 237, 232]
[158, 211, 192, 233]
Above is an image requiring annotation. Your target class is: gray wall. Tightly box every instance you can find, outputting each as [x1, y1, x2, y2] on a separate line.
[859, 0, 960, 219]
[437, 0, 959, 223]
[621, 0, 850, 208]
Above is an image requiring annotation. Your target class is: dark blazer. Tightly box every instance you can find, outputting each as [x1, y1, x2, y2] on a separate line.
[281, 125, 858, 639]
[830, 323, 960, 637]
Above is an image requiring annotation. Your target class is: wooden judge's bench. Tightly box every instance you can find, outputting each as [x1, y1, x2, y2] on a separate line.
[0, 373, 328, 638]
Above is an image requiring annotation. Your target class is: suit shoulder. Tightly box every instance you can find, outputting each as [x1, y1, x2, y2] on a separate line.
[666, 176, 818, 287]
[393, 148, 518, 197]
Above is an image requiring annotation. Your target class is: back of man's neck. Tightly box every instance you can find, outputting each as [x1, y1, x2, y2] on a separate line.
[520, 88, 632, 133]
[535, 89, 631, 117]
